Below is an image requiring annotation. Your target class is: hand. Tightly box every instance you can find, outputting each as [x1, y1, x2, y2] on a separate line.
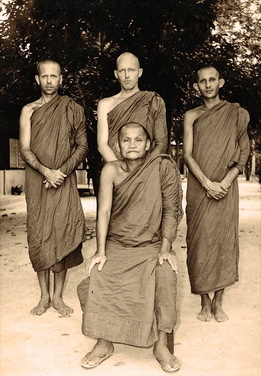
[43, 168, 67, 188]
[88, 254, 107, 276]
[158, 250, 178, 273]
[205, 181, 228, 200]
[43, 180, 51, 189]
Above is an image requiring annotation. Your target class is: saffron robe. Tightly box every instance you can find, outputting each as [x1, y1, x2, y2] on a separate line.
[186, 101, 250, 294]
[107, 91, 168, 158]
[25, 95, 87, 272]
[78, 155, 183, 347]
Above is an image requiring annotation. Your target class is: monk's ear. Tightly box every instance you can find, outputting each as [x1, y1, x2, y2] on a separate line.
[138, 68, 143, 78]
[218, 78, 225, 88]
[35, 75, 40, 85]
[59, 75, 63, 85]
[114, 70, 119, 80]
[145, 139, 151, 151]
[193, 83, 200, 93]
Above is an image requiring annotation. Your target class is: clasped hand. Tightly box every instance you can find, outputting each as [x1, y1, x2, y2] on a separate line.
[158, 250, 178, 273]
[43, 168, 67, 189]
[205, 181, 228, 200]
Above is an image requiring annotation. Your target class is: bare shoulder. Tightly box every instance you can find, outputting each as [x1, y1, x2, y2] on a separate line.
[184, 105, 204, 125]
[98, 93, 123, 114]
[21, 98, 43, 118]
[98, 96, 116, 111]
[101, 161, 119, 177]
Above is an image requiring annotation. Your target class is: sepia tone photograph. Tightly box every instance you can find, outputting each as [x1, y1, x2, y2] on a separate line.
[0, 1, 260, 375]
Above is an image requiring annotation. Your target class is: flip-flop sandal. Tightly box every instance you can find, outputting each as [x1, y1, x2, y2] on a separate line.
[155, 355, 182, 373]
[81, 352, 113, 369]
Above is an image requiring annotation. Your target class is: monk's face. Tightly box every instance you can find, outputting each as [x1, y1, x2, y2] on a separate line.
[118, 125, 150, 160]
[114, 53, 143, 91]
[35, 62, 62, 96]
[194, 67, 224, 100]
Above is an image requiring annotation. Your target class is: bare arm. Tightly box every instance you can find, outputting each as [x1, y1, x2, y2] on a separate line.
[97, 99, 118, 162]
[19, 105, 66, 188]
[88, 163, 115, 274]
[183, 111, 227, 200]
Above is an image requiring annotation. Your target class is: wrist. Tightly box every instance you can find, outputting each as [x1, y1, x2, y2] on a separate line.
[201, 176, 210, 190]
[96, 250, 105, 256]
[41, 165, 49, 177]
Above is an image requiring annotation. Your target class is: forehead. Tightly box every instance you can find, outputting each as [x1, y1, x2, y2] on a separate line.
[117, 55, 139, 70]
[198, 67, 219, 80]
[119, 125, 145, 137]
[39, 62, 61, 75]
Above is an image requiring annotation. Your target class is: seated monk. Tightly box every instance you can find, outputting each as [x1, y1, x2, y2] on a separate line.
[77, 122, 183, 372]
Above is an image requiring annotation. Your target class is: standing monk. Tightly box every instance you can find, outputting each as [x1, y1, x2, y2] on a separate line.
[19, 59, 87, 316]
[97, 52, 168, 162]
[183, 66, 250, 322]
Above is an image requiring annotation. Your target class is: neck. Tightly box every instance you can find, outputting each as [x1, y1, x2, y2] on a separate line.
[122, 156, 145, 172]
[41, 92, 58, 104]
[202, 96, 222, 110]
[118, 86, 140, 100]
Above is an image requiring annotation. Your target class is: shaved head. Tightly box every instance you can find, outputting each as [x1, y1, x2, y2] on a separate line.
[37, 59, 61, 75]
[196, 66, 220, 82]
[118, 122, 149, 141]
[116, 52, 140, 70]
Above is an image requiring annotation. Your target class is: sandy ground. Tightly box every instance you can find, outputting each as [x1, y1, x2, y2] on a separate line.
[0, 179, 260, 376]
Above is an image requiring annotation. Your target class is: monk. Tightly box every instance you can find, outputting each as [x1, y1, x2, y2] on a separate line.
[183, 66, 250, 322]
[97, 52, 168, 162]
[19, 59, 87, 316]
[77, 122, 183, 372]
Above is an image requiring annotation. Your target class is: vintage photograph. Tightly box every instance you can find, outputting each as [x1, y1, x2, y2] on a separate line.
[0, 1, 260, 375]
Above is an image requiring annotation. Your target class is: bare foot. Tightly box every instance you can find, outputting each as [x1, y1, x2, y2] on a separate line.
[153, 343, 182, 372]
[52, 297, 73, 316]
[81, 340, 114, 369]
[31, 296, 51, 315]
[212, 299, 229, 322]
[197, 294, 212, 322]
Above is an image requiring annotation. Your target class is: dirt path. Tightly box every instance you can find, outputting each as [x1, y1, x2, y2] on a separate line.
[0, 180, 260, 376]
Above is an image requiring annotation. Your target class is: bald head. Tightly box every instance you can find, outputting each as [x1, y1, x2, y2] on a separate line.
[116, 52, 140, 70]
[37, 59, 61, 75]
[196, 66, 220, 82]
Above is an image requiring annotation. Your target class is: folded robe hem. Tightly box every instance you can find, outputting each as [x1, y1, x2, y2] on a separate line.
[32, 239, 85, 272]
[81, 328, 174, 348]
[191, 279, 238, 295]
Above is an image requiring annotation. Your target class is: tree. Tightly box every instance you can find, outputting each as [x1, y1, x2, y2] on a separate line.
[0, 0, 259, 175]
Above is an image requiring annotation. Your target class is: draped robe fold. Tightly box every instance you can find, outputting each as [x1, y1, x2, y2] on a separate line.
[107, 91, 168, 158]
[186, 101, 250, 294]
[78, 155, 183, 347]
[25, 95, 87, 272]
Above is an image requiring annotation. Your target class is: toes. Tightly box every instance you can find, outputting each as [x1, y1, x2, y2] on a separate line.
[30, 306, 47, 316]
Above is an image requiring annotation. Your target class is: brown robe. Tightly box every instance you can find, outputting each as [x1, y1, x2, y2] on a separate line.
[186, 101, 250, 294]
[25, 95, 87, 272]
[107, 91, 168, 158]
[78, 155, 183, 347]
